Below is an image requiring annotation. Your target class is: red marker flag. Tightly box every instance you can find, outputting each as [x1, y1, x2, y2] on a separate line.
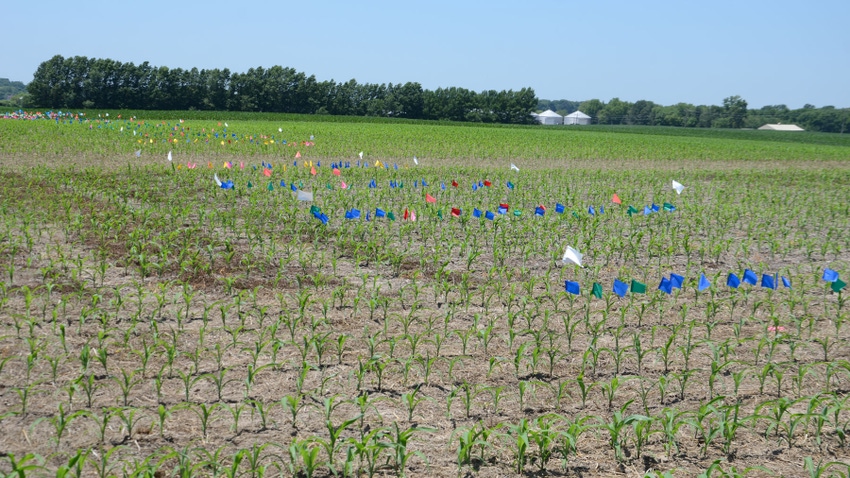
[451, 207, 461, 217]
[451, 180, 459, 188]
[612, 194, 622, 205]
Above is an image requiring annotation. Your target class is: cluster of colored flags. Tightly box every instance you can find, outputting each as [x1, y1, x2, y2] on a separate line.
[564, 268, 845, 298]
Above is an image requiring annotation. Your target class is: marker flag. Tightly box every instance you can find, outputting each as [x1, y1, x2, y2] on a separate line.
[663, 202, 676, 212]
[387, 211, 396, 221]
[743, 269, 758, 285]
[761, 274, 776, 290]
[295, 151, 301, 159]
[631, 280, 647, 294]
[484, 180, 492, 187]
[214, 173, 222, 187]
[376, 208, 386, 218]
[727, 273, 741, 288]
[588, 206, 596, 216]
[651, 204, 660, 213]
[613, 279, 629, 297]
[332, 168, 340, 176]
[280, 180, 286, 188]
[135, 149, 141, 157]
[341, 181, 348, 189]
[426, 193, 437, 203]
[472, 183, 478, 191]
[345, 209, 361, 220]
[513, 210, 522, 217]
[658, 277, 673, 294]
[451, 208, 461, 217]
[510, 163, 520, 172]
[672, 180, 685, 195]
[267, 182, 274, 191]
[452, 180, 459, 188]
[441, 182, 446, 190]
[403, 209, 410, 220]
[473, 208, 482, 218]
[832, 278, 847, 293]
[782, 276, 791, 288]
[263, 168, 272, 177]
[592, 282, 604, 299]
[644, 206, 652, 215]
[823, 268, 839, 282]
[247, 181, 253, 189]
[612, 194, 622, 205]
[670, 273, 684, 289]
[310, 166, 317, 176]
[555, 203, 565, 214]
[698, 273, 711, 292]
[565, 280, 581, 295]
[296, 190, 313, 201]
[507, 181, 515, 190]
[411, 211, 417, 221]
[422, 180, 428, 187]
[485, 211, 495, 220]
[167, 151, 172, 162]
[627, 206, 639, 216]
[413, 156, 418, 165]
[369, 179, 377, 188]
[561, 246, 583, 267]
[359, 151, 364, 160]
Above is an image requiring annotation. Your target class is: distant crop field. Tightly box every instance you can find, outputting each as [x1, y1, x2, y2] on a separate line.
[0, 113, 848, 477]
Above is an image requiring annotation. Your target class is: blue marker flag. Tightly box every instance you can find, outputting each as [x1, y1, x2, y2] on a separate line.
[644, 206, 652, 215]
[600, 206, 604, 214]
[473, 208, 482, 218]
[279, 180, 286, 187]
[485, 211, 495, 220]
[823, 268, 839, 282]
[345, 209, 361, 220]
[497, 206, 507, 215]
[366, 211, 371, 222]
[507, 181, 514, 190]
[555, 203, 565, 214]
[658, 277, 673, 294]
[698, 273, 711, 292]
[422, 179, 428, 187]
[290, 183, 297, 192]
[782, 276, 791, 288]
[565, 280, 581, 295]
[613, 279, 629, 297]
[588, 206, 595, 216]
[761, 274, 776, 290]
[535, 206, 545, 216]
[375, 208, 386, 218]
[670, 273, 684, 289]
[472, 183, 478, 191]
[743, 269, 758, 285]
[441, 182, 446, 190]
[727, 273, 741, 288]
[651, 203, 660, 212]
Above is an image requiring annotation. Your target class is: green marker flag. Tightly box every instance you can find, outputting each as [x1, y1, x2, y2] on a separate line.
[513, 210, 522, 217]
[267, 182, 274, 191]
[627, 206, 639, 216]
[437, 209, 443, 219]
[592, 282, 604, 299]
[387, 211, 396, 221]
[310, 205, 321, 215]
[572, 212, 580, 219]
[833, 278, 847, 293]
[326, 183, 333, 190]
[247, 181, 253, 189]
[631, 280, 647, 294]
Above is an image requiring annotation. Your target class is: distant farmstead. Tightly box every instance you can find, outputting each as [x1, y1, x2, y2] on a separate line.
[564, 110, 592, 125]
[758, 124, 804, 131]
[536, 109, 563, 125]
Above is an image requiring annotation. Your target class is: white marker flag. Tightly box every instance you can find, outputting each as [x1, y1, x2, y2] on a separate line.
[413, 156, 419, 165]
[510, 163, 520, 172]
[561, 246, 583, 267]
[167, 151, 172, 162]
[672, 180, 685, 195]
[296, 190, 313, 202]
[135, 150, 141, 157]
[359, 151, 364, 160]
[214, 173, 222, 187]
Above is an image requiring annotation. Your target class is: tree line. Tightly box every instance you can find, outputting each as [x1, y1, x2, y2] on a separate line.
[538, 96, 850, 133]
[24, 55, 538, 124]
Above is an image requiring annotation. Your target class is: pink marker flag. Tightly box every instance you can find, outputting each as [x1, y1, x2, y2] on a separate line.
[295, 151, 302, 159]
[411, 211, 417, 222]
[240, 161, 244, 170]
[187, 162, 196, 169]
[341, 181, 348, 189]
[425, 193, 437, 203]
[224, 162, 232, 169]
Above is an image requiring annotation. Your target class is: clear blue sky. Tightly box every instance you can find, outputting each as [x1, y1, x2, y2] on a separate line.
[4, 0, 848, 109]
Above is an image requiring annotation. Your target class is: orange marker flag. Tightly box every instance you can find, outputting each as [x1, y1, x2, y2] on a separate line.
[295, 151, 301, 159]
[332, 168, 341, 176]
[425, 193, 437, 203]
[263, 168, 272, 177]
[612, 194, 622, 205]
[310, 166, 317, 176]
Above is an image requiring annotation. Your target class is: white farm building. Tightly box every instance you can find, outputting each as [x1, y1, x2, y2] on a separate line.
[536, 109, 563, 125]
[564, 110, 592, 125]
[758, 124, 804, 131]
